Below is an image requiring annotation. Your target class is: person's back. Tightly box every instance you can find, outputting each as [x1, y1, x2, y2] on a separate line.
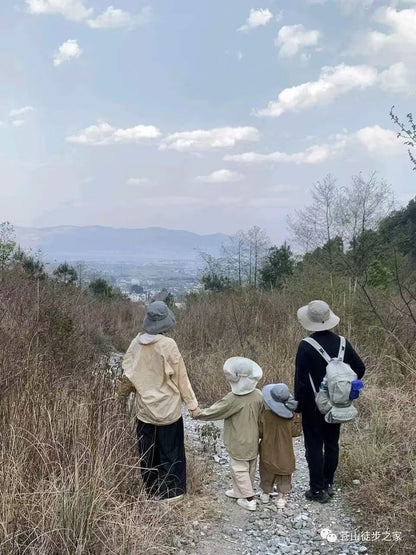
[295, 330, 365, 414]
[193, 356, 263, 511]
[259, 383, 298, 508]
[294, 300, 365, 504]
[259, 409, 295, 475]
[220, 389, 264, 460]
[122, 332, 197, 425]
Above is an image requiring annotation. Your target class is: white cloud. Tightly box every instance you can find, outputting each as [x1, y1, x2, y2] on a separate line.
[195, 169, 244, 183]
[224, 144, 336, 165]
[53, 39, 82, 67]
[26, 0, 92, 21]
[26, 0, 151, 29]
[352, 7, 416, 63]
[126, 177, 149, 185]
[354, 125, 403, 154]
[275, 24, 321, 57]
[255, 63, 408, 117]
[87, 6, 151, 29]
[379, 62, 410, 92]
[66, 121, 161, 145]
[160, 126, 260, 152]
[238, 8, 273, 32]
[12, 119, 26, 128]
[224, 125, 403, 165]
[9, 106, 35, 117]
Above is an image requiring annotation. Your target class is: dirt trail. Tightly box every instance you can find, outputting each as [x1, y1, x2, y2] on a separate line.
[183, 413, 368, 555]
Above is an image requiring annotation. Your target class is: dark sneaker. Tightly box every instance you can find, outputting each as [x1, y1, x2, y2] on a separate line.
[305, 489, 331, 503]
[325, 484, 335, 497]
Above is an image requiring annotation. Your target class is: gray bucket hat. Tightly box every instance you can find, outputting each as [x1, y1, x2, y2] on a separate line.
[143, 301, 176, 334]
[297, 300, 339, 332]
[262, 383, 298, 419]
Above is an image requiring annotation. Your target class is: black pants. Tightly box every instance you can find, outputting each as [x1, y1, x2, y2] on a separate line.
[302, 408, 341, 492]
[136, 417, 186, 499]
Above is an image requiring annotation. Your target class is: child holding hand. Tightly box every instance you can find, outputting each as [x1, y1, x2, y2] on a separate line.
[193, 357, 263, 511]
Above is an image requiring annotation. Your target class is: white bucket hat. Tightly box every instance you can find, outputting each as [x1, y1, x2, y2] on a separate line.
[297, 300, 340, 332]
[223, 357, 263, 396]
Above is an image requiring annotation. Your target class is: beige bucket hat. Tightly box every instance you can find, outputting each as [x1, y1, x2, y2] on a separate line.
[297, 300, 340, 332]
[223, 357, 263, 396]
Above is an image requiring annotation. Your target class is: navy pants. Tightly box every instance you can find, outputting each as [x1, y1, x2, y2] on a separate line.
[136, 417, 186, 499]
[301, 408, 341, 492]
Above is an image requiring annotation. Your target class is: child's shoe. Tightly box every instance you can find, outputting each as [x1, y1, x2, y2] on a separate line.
[225, 489, 238, 499]
[276, 497, 286, 509]
[237, 498, 256, 511]
[260, 493, 270, 504]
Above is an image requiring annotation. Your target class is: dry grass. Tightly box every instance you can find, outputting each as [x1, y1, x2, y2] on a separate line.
[0, 271, 211, 554]
[1, 268, 415, 553]
[173, 287, 416, 554]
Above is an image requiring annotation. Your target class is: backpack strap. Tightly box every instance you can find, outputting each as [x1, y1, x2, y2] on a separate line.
[308, 373, 317, 395]
[338, 336, 346, 361]
[302, 337, 332, 364]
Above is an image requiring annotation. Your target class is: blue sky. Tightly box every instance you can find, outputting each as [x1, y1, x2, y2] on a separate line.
[0, 0, 415, 241]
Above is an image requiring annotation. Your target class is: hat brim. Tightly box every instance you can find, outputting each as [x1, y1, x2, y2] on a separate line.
[143, 310, 176, 334]
[262, 384, 295, 419]
[297, 305, 340, 332]
[230, 377, 259, 396]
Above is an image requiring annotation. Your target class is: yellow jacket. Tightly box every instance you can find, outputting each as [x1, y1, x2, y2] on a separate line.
[118, 333, 198, 425]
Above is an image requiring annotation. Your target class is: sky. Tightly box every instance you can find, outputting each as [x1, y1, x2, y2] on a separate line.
[0, 0, 415, 242]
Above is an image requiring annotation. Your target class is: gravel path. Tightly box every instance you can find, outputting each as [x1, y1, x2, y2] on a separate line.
[183, 413, 368, 555]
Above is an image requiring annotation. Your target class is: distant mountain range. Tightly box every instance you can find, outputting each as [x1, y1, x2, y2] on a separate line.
[15, 226, 229, 263]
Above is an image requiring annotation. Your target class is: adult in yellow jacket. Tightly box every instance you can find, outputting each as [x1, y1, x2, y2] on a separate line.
[117, 301, 198, 501]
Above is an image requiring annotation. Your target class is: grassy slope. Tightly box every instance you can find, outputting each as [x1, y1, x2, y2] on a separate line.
[0, 271, 207, 554]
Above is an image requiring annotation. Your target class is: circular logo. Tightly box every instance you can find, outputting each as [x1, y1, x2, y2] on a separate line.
[320, 528, 332, 539]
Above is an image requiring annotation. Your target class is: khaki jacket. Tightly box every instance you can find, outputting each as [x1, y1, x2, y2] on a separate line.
[118, 333, 198, 425]
[194, 389, 263, 460]
[259, 408, 296, 475]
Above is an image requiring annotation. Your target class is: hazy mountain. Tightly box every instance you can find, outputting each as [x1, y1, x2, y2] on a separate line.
[15, 226, 229, 263]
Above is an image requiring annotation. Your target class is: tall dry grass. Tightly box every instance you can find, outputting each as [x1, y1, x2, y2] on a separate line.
[0, 271, 206, 554]
[173, 284, 416, 554]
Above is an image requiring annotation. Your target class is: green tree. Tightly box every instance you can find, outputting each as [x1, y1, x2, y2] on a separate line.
[53, 263, 78, 285]
[13, 248, 46, 280]
[89, 277, 114, 298]
[260, 243, 295, 290]
[378, 197, 416, 267]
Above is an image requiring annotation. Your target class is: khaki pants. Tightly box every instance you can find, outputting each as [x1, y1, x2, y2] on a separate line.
[229, 457, 257, 498]
[259, 462, 292, 494]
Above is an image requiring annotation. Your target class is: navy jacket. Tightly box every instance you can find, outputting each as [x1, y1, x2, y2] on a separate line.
[294, 330, 365, 413]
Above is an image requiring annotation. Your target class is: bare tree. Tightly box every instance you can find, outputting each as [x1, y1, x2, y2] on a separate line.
[247, 226, 270, 287]
[288, 175, 338, 251]
[0, 222, 16, 275]
[390, 106, 416, 170]
[221, 230, 249, 286]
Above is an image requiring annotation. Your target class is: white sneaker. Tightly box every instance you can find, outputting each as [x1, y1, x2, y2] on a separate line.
[276, 497, 286, 509]
[225, 489, 238, 499]
[237, 498, 257, 512]
[260, 493, 270, 504]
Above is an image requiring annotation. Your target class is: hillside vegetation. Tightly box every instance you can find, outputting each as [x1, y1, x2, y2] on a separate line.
[1, 183, 415, 554]
[0, 267, 208, 554]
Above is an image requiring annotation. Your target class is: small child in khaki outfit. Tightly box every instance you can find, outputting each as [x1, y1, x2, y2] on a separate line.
[259, 383, 298, 508]
[193, 357, 263, 512]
